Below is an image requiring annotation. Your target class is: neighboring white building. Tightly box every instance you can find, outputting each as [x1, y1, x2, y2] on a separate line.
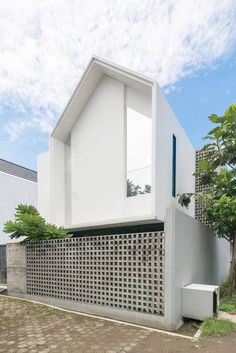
[0, 159, 37, 244]
[38, 56, 195, 231]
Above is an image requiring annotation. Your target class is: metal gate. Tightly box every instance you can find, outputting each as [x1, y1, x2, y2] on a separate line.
[0, 245, 7, 284]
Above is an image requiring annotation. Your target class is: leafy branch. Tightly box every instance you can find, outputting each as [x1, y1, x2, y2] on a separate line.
[178, 104, 236, 296]
[3, 204, 70, 242]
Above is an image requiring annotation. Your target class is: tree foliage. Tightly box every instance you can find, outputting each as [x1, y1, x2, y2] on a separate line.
[127, 179, 151, 197]
[4, 204, 69, 242]
[178, 104, 236, 296]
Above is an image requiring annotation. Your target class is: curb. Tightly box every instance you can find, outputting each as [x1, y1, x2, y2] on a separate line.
[194, 326, 202, 340]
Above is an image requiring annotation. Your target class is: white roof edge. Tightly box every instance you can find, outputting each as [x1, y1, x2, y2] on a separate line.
[51, 56, 94, 137]
[51, 55, 157, 138]
[92, 55, 157, 85]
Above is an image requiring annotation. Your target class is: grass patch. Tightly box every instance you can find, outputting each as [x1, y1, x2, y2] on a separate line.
[220, 278, 236, 299]
[219, 296, 236, 314]
[219, 279, 236, 313]
[201, 318, 236, 337]
[220, 279, 230, 298]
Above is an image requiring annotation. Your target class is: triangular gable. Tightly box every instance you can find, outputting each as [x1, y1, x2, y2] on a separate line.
[52, 56, 156, 142]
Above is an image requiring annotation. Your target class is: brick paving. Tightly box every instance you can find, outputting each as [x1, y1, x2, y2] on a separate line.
[0, 296, 236, 353]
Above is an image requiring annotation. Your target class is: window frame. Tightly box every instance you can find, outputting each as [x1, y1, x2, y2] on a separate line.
[172, 134, 177, 197]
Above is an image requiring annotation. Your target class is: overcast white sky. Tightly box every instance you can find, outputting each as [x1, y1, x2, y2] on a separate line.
[0, 0, 235, 142]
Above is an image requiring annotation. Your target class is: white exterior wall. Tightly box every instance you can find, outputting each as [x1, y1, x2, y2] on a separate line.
[37, 151, 51, 222]
[71, 76, 125, 224]
[37, 65, 196, 229]
[50, 137, 66, 226]
[65, 138, 71, 225]
[155, 86, 195, 221]
[165, 206, 230, 329]
[0, 172, 37, 244]
[70, 76, 152, 226]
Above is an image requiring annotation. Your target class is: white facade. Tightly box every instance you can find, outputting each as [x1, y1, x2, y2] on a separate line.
[164, 206, 230, 329]
[0, 171, 37, 244]
[38, 57, 195, 230]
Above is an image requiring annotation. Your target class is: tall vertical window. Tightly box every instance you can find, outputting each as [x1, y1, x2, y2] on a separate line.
[126, 107, 152, 197]
[172, 134, 176, 197]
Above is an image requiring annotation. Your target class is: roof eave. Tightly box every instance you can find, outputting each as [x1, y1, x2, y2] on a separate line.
[51, 56, 157, 141]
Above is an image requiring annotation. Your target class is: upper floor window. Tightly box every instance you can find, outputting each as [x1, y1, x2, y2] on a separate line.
[126, 107, 151, 197]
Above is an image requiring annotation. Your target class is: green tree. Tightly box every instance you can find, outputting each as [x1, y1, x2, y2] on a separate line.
[143, 184, 151, 194]
[178, 104, 236, 296]
[4, 204, 69, 242]
[127, 179, 151, 197]
[127, 179, 142, 196]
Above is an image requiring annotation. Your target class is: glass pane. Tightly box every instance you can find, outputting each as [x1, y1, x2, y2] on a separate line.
[126, 107, 152, 197]
[172, 134, 176, 197]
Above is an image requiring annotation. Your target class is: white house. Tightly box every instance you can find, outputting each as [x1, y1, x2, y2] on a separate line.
[38, 56, 195, 231]
[8, 56, 229, 331]
[0, 159, 37, 244]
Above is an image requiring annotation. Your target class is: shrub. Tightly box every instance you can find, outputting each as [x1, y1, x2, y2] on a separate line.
[3, 204, 70, 242]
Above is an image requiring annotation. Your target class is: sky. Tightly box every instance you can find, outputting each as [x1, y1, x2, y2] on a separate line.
[0, 0, 236, 171]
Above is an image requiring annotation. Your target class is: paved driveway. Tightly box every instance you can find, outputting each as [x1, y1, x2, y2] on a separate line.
[0, 296, 235, 353]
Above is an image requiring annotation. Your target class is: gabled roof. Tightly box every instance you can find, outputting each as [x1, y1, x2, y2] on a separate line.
[52, 56, 156, 142]
[0, 159, 37, 182]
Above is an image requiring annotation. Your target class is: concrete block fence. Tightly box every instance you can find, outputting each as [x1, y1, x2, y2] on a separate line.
[7, 231, 169, 329]
[7, 243, 27, 294]
[6, 206, 230, 331]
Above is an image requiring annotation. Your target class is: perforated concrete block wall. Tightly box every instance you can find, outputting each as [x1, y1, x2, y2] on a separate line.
[195, 148, 214, 225]
[26, 232, 165, 316]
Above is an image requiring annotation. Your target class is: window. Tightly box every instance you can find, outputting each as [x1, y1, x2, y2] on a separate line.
[172, 134, 176, 197]
[126, 107, 151, 197]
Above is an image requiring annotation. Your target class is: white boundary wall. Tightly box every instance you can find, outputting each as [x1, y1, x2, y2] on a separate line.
[165, 206, 230, 329]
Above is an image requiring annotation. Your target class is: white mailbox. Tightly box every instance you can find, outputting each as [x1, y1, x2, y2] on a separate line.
[182, 283, 219, 321]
